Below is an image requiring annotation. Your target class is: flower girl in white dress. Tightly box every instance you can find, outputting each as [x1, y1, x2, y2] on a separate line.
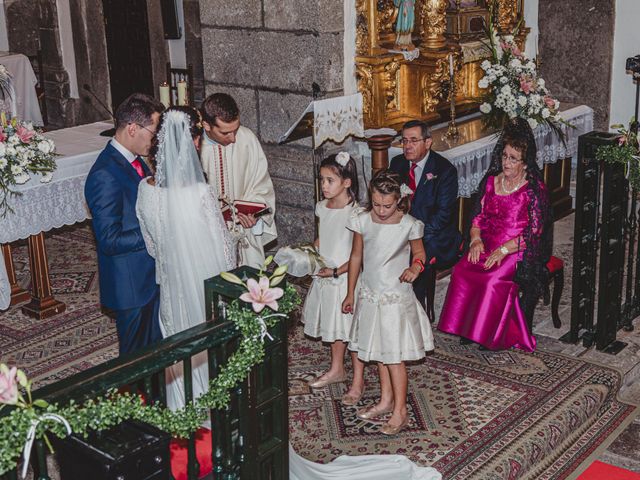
[342, 170, 434, 435]
[302, 152, 365, 402]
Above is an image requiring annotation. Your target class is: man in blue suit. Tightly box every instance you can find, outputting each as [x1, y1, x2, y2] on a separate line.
[390, 120, 462, 311]
[85, 93, 164, 355]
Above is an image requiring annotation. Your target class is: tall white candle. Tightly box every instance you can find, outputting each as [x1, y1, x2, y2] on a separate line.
[159, 83, 170, 108]
[177, 81, 187, 106]
[449, 53, 454, 77]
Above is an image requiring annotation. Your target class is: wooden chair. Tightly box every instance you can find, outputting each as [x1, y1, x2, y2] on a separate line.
[27, 50, 47, 124]
[166, 62, 193, 106]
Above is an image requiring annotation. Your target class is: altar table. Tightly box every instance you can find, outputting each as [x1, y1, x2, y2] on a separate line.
[0, 51, 44, 126]
[0, 121, 112, 315]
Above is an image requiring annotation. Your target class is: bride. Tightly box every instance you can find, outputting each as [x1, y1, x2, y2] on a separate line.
[136, 107, 236, 410]
[137, 107, 441, 479]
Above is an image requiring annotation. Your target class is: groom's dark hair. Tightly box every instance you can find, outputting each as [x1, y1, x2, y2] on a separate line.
[115, 93, 165, 130]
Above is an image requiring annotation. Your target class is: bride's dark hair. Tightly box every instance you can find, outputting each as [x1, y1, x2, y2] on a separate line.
[468, 118, 552, 326]
[149, 106, 203, 171]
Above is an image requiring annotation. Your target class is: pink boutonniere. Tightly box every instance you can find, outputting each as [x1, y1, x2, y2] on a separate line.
[425, 173, 437, 181]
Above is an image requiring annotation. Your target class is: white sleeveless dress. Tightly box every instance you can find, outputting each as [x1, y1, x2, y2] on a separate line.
[347, 211, 434, 363]
[302, 200, 358, 342]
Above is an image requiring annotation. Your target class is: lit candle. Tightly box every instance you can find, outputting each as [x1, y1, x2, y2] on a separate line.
[159, 83, 170, 108]
[177, 81, 187, 106]
[449, 53, 454, 78]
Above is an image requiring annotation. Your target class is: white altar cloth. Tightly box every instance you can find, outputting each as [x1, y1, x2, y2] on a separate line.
[0, 121, 111, 309]
[0, 51, 44, 126]
[383, 104, 594, 197]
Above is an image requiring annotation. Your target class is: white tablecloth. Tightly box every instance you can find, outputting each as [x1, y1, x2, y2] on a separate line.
[0, 121, 111, 309]
[0, 51, 44, 126]
[384, 105, 594, 197]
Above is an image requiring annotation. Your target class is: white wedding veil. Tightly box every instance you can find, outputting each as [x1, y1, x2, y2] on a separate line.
[153, 109, 235, 336]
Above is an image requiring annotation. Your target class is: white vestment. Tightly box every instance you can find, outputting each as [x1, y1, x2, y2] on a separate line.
[201, 126, 277, 268]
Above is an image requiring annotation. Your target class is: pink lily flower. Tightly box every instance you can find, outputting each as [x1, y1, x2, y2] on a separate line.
[543, 95, 556, 109]
[618, 135, 628, 146]
[16, 125, 35, 143]
[240, 276, 284, 313]
[0, 365, 18, 405]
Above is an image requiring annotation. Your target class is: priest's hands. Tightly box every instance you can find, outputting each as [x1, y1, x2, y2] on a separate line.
[237, 212, 258, 228]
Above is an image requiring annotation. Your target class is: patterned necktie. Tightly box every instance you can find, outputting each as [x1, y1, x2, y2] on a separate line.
[409, 162, 418, 196]
[131, 157, 145, 178]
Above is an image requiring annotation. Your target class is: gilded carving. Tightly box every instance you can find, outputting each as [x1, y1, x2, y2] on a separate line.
[383, 60, 401, 111]
[356, 63, 374, 116]
[420, 0, 448, 49]
[355, 0, 370, 55]
[496, 0, 518, 32]
[378, 0, 398, 34]
[422, 57, 447, 114]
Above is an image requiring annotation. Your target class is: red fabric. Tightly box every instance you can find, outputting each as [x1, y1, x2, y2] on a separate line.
[408, 162, 418, 196]
[170, 427, 213, 480]
[577, 461, 640, 480]
[546, 255, 564, 274]
[131, 158, 145, 178]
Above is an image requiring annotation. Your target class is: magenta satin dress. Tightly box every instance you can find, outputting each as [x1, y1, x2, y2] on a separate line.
[438, 176, 536, 352]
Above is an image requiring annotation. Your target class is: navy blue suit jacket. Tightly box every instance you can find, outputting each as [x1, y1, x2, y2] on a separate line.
[84, 142, 157, 310]
[390, 150, 462, 267]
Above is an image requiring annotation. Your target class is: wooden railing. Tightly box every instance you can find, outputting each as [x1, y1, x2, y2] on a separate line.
[1, 267, 289, 480]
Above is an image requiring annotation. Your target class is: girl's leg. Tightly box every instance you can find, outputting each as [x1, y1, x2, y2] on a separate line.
[383, 362, 409, 430]
[308, 341, 348, 387]
[342, 351, 365, 403]
[356, 362, 394, 418]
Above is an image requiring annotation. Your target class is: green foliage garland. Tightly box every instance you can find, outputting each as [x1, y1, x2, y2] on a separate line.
[0, 283, 300, 475]
[596, 119, 640, 191]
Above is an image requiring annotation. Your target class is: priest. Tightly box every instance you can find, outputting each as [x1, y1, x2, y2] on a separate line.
[200, 93, 277, 268]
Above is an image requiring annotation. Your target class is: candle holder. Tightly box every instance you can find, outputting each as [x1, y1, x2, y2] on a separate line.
[443, 69, 460, 141]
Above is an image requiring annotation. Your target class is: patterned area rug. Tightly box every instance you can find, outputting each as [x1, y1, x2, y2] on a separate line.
[0, 224, 118, 387]
[288, 323, 638, 479]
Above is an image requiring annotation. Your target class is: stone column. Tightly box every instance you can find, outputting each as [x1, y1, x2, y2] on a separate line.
[199, 0, 345, 245]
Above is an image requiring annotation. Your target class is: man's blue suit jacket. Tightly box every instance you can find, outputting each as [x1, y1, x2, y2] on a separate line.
[390, 150, 462, 267]
[84, 142, 157, 311]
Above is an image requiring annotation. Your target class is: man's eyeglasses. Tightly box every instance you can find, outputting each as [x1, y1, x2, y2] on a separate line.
[401, 138, 427, 145]
[132, 123, 157, 135]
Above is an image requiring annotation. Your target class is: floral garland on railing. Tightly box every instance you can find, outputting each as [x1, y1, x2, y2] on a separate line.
[596, 118, 640, 191]
[0, 259, 300, 476]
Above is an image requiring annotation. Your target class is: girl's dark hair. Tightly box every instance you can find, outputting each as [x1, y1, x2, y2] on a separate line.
[366, 169, 410, 214]
[319, 153, 359, 204]
[149, 106, 203, 170]
[468, 117, 552, 328]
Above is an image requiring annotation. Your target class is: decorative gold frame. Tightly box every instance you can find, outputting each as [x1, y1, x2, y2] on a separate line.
[355, 0, 527, 130]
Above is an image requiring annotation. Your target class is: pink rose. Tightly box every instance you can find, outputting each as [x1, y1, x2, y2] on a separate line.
[511, 45, 522, 57]
[239, 276, 284, 313]
[0, 365, 19, 405]
[520, 77, 533, 94]
[543, 95, 556, 109]
[16, 125, 35, 143]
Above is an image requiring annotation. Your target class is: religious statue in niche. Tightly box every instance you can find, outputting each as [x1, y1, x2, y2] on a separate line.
[393, 0, 415, 50]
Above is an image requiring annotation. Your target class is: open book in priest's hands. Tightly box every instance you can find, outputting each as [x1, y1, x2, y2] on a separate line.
[220, 199, 270, 222]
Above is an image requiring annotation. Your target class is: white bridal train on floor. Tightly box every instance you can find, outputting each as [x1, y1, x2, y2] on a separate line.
[289, 444, 442, 480]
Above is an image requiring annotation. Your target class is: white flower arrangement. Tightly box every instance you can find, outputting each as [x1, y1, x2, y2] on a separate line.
[0, 114, 57, 216]
[400, 183, 413, 198]
[478, 4, 568, 136]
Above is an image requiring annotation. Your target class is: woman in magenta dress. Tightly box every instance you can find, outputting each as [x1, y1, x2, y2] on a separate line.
[438, 118, 552, 352]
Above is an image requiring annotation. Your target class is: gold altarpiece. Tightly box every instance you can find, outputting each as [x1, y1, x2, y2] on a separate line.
[355, 0, 527, 130]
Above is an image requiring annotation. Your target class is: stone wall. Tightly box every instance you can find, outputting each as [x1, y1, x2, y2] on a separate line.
[199, 0, 345, 246]
[538, 0, 614, 129]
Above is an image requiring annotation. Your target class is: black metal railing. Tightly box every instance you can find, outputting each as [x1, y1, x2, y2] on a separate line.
[1, 267, 289, 480]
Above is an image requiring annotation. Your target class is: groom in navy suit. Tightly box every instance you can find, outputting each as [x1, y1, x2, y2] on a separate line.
[390, 120, 462, 311]
[85, 93, 164, 355]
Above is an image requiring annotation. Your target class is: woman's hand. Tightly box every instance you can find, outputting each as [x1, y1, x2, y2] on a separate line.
[316, 267, 333, 278]
[483, 247, 507, 270]
[342, 294, 354, 314]
[468, 239, 484, 264]
[400, 265, 420, 283]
